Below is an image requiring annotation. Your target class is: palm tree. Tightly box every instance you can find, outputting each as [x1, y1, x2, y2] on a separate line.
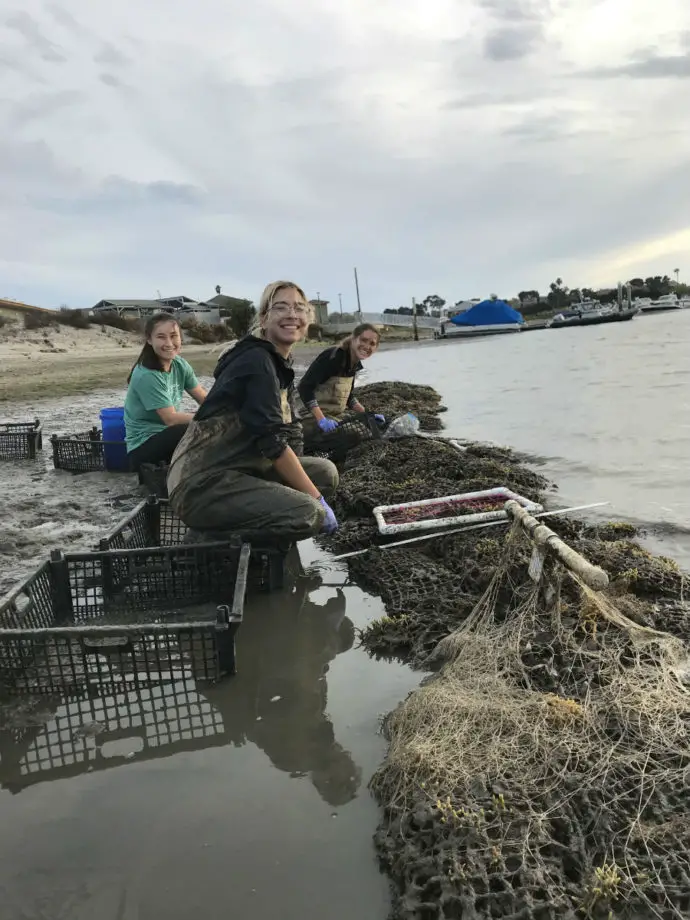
[674, 268, 680, 285]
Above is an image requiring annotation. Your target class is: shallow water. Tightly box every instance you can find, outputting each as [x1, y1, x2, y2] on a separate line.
[367, 310, 690, 570]
[0, 310, 689, 918]
[0, 544, 417, 920]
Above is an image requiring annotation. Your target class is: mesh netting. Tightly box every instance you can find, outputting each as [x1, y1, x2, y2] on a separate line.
[370, 524, 690, 920]
[322, 382, 690, 919]
[353, 381, 447, 431]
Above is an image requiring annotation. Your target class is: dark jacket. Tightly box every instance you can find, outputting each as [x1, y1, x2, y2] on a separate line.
[197, 335, 300, 459]
[167, 336, 302, 499]
[298, 345, 362, 412]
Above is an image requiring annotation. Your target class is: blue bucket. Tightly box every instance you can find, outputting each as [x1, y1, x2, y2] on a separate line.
[99, 407, 128, 472]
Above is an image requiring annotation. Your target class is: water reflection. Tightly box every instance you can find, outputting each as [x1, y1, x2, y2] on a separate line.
[0, 547, 361, 806]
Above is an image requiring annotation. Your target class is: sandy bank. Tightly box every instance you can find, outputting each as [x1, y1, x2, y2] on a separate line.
[0, 331, 422, 404]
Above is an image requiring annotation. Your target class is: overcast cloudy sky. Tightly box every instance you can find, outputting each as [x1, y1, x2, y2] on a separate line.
[1, 0, 689, 310]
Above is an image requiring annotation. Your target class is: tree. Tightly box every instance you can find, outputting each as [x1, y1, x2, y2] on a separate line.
[546, 278, 570, 310]
[222, 298, 256, 337]
[644, 275, 671, 300]
[421, 294, 446, 313]
[517, 290, 540, 304]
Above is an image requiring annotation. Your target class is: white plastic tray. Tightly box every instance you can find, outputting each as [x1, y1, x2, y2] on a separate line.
[373, 487, 543, 536]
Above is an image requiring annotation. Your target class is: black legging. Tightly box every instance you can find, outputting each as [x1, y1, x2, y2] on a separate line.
[128, 423, 189, 472]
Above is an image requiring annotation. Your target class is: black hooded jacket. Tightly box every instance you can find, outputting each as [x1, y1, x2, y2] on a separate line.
[194, 335, 301, 461]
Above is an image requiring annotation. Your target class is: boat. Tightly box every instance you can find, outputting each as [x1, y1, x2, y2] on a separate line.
[547, 307, 637, 328]
[436, 298, 524, 339]
[639, 293, 683, 313]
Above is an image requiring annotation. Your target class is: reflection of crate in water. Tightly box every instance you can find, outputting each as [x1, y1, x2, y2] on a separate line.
[0, 419, 43, 460]
[373, 488, 544, 536]
[0, 542, 250, 695]
[0, 682, 227, 793]
[99, 497, 287, 592]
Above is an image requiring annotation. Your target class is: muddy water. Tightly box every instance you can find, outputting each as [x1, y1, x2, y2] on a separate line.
[1, 311, 689, 919]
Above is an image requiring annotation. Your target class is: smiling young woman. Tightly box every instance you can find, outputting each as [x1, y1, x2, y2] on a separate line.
[124, 313, 207, 471]
[166, 281, 339, 542]
[297, 322, 383, 449]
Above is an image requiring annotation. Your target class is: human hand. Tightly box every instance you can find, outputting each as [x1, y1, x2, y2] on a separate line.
[318, 496, 339, 534]
[374, 414, 386, 424]
[317, 417, 338, 433]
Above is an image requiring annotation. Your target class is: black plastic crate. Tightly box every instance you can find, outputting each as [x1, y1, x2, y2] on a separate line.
[50, 427, 127, 473]
[304, 412, 383, 462]
[138, 461, 169, 498]
[98, 497, 287, 592]
[0, 542, 250, 695]
[0, 681, 228, 793]
[0, 419, 42, 460]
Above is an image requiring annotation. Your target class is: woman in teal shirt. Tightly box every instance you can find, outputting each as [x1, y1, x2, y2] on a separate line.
[124, 313, 207, 471]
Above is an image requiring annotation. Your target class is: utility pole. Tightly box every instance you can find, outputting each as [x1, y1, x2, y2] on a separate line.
[338, 293, 343, 315]
[412, 296, 419, 342]
[353, 267, 363, 320]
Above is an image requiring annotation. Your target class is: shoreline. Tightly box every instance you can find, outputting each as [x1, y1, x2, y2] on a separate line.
[0, 338, 427, 405]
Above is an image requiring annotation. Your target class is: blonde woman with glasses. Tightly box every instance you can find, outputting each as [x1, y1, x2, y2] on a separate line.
[167, 281, 339, 542]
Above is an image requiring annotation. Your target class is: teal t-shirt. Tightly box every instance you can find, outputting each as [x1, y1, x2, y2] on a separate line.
[124, 356, 199, 452]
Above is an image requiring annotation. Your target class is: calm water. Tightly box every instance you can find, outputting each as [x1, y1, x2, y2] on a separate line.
[369, 310, 690, 569]
[0, 310, 688, 919]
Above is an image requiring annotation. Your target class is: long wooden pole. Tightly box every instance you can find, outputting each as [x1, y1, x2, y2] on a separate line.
[354, 267, 362, 320]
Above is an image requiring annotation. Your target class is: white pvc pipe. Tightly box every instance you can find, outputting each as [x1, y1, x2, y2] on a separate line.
[330, 502, 610, 561]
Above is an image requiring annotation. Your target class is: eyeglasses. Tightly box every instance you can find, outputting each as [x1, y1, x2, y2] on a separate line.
[271, 301, 309, 317]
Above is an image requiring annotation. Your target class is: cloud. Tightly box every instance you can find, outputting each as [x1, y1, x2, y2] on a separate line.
[581, 50, 690, 79]
[1, 0, 689, 309]
[93, 42, 129, 66]
[5, 11, 66, 63]
[484, 25, 542, 60]
[8, 90, 82, 127]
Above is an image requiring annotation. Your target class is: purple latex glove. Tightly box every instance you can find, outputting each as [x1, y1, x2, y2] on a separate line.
[318, 417, 338, 433]
[318, 496, 339, 534]
[374, 414, 386, 424]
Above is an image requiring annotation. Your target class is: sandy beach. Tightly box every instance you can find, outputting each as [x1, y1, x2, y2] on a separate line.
[0, 323, 424, 404]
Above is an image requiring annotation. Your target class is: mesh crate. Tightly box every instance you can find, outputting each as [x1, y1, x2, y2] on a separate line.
[305, 412, 383, 463]
[50, 427, 128, 473]
[0, 542, 250, 695]
[0, 419, 42, 460]
[0, 682, 228, 793]
[98, 497, 287, 592]
[138, 461, 169, 498]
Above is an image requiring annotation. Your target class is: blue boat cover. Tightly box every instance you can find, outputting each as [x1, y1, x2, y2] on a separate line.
[450, 299, 524, 326]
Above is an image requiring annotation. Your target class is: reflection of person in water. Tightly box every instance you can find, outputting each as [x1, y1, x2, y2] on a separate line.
[202, 549, 362, 807]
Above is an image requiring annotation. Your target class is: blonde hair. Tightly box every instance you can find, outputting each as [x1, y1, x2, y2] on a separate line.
[252, 280, 313, 336]
[219, 281, 314, 355]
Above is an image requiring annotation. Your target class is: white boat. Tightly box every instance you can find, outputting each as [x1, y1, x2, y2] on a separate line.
[639, 293, 682, 313]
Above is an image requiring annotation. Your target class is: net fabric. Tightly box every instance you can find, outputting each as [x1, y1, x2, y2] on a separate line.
[370, 524, 690, 920]
[319, 383, 690, 918]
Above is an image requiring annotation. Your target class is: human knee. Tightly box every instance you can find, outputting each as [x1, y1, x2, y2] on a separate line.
[303, 457, 339, 498]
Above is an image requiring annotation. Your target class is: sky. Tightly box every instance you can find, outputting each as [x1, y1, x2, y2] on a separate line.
[1, 0, 689, 311]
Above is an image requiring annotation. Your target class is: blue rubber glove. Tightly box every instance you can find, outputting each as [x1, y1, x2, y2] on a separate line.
[317, 417, 338, 434]
[318, 496, 339, 534]
[374, 414, 386, 424]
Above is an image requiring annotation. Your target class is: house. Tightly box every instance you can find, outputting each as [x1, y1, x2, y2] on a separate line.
[90, 296, 219, 325]
[309, 299, 329, 325]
